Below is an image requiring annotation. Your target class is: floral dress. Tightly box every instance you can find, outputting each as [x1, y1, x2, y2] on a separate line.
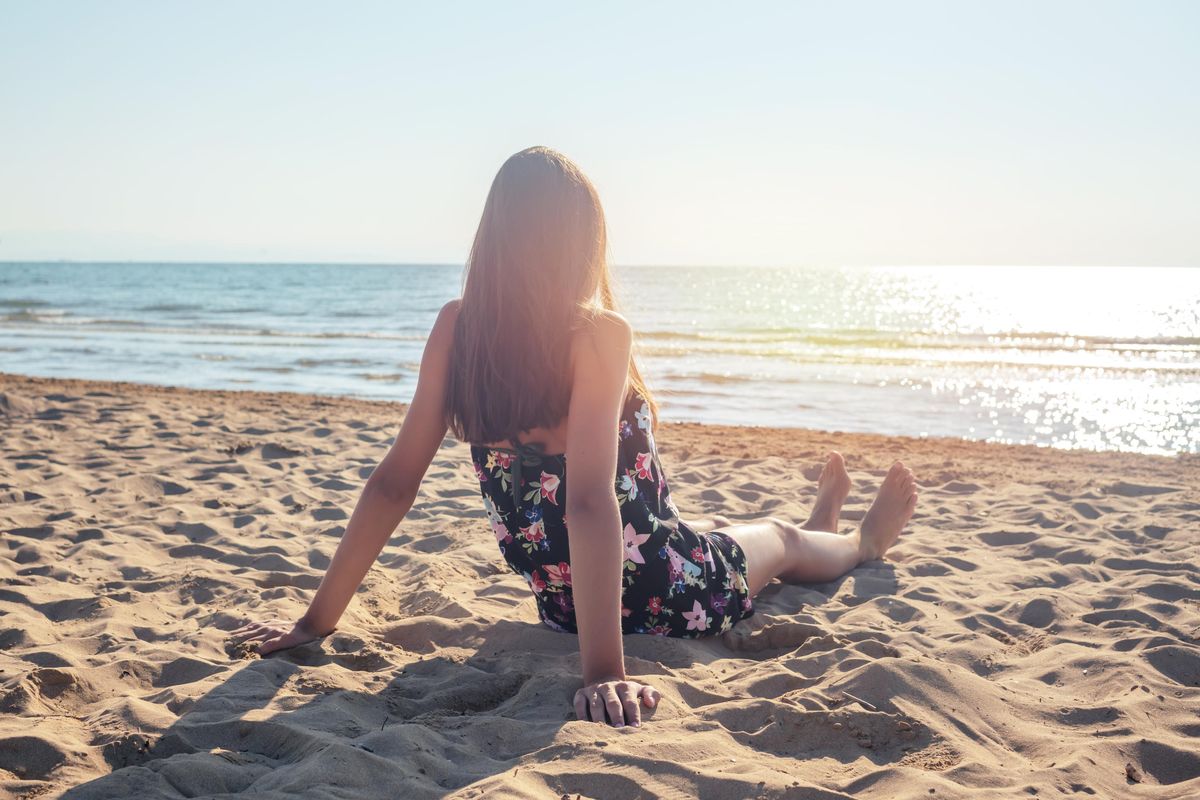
[469, 389, 755, 637]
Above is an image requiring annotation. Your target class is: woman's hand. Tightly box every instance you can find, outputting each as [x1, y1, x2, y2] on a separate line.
[229, 617, 331, 656]
[573, 677, 661, 728]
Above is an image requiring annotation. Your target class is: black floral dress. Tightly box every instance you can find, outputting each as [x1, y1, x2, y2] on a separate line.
[469, 389, 755, 637]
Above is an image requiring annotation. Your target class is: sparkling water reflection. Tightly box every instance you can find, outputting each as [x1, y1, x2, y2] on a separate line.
[1, 263, 1196, 454]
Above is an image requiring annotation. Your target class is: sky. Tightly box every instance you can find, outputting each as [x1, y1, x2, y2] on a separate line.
[1, 1, 1197, 267]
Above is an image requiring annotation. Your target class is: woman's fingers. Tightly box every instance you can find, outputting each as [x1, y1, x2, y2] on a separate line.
[602, 684, 624, 727]
[258, 636, 286, 655]
[617, 683, 640, 727]
[576, 685, 619, 725]
[239, 627, 279, 643]
[231, 619, 329, 657]
[572, 682, 661, 726]
[573, 689, 588, 722]
[588, 688, 604, 723]
[231, 621, 281, 638]
[229, 621, 293, 647]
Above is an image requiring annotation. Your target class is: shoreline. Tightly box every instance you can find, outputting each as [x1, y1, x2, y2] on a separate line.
[5, 260, 1198, 456]
[2, 370, 1193, 468]
[2, 370, 1198, 797]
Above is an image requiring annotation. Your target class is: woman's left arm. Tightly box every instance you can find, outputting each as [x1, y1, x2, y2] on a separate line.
[563, 312, 661, 727]
[232, 300, 459, 654]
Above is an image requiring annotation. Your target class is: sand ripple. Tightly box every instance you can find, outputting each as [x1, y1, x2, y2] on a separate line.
[1, 373, 1198, 798]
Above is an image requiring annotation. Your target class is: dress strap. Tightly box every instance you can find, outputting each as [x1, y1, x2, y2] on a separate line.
[490, 440, 547, 508]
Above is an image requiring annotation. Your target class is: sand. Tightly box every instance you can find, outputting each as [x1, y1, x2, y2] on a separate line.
[1, 370, 1198, 799]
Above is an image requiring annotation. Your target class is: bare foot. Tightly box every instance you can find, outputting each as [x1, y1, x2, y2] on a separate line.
[858, 461, 918, 560]
[805, 451, 852, 532]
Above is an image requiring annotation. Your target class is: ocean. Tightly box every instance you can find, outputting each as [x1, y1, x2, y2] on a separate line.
[1, 262, 1197, 455]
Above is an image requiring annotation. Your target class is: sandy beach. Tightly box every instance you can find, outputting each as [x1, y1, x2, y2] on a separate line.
[1, 370, 1198, 799]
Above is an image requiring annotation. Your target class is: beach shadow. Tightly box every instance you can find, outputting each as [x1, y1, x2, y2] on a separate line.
[58, 560, 909, 798]
[843, 561, 900, 600]
[756, 561, 900, 612]
[60, 623, 578, 798]
[713, 563, 901, 656]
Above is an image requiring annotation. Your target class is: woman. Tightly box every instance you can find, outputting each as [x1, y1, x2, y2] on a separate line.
[232, 147, 918, 728]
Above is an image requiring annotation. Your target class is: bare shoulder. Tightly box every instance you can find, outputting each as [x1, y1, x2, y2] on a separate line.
[438, 298, 462, 324]
[411, 299, 461, 375]
[573, 308, 633, 356]
[428, 298, 462, 346]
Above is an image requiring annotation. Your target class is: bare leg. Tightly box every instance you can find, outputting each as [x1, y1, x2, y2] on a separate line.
[689, 513, 734, 534]
[719, 455, 917, 599]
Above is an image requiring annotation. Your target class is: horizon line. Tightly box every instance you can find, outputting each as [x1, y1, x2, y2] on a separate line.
[1, 260, 1198, 270]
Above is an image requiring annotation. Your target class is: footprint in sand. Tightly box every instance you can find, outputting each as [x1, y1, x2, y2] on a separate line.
[262, 442, 307, 460]
[722, 615, 827, 652]
[977, 530, 1038, 546]
[0, 735, 67, 781]
[1105, 481, 1180, 497]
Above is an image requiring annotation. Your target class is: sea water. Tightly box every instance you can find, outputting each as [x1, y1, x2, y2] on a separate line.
[1, 262, 1196, 455]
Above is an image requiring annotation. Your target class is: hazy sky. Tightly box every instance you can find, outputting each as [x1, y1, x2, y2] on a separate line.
[2, 1, 1197, 266]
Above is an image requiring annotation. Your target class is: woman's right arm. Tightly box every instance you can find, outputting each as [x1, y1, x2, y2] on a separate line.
[231, 300, 459, 654]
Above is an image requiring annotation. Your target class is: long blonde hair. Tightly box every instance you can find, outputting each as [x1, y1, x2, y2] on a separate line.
[445, 146, 657, 443]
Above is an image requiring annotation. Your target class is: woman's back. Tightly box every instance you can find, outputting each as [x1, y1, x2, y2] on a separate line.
[477, 413, 570, 456]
